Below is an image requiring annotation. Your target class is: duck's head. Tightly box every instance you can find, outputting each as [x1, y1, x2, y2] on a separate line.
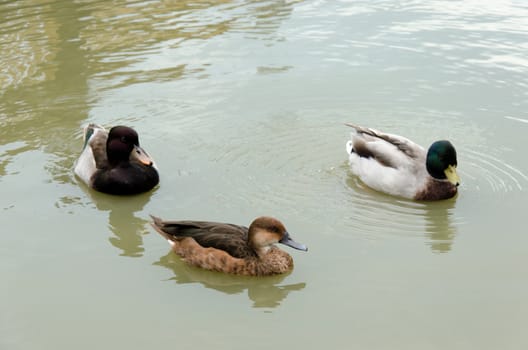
[426, 140, 460, 186]
[248, 217, 308, 256]
[107, 126, 154, 166]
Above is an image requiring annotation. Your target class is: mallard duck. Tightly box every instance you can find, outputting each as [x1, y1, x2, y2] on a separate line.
[345, 123, 460, 200]
[74, 124, 159, 195]
[150, 215, 308, 276]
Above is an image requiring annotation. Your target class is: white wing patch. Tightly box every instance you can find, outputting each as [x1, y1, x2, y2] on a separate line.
[346, 128, 427, 199]
[73, 126, 106, 186]
[74, 146, 97, 186]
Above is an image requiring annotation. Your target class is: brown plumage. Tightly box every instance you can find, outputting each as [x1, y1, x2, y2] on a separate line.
[150, 215, 308, 276]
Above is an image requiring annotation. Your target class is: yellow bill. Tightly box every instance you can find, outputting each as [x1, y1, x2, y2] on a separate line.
[444, 165, 460, 186]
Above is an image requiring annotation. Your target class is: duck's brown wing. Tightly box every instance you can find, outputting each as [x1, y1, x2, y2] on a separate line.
[345, 123, 423, 160]
[150, 216, 256, 259]
[85, 124, 109, 169]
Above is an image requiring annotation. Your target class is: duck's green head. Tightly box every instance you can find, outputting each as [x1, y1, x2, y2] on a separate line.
[426, 140, 460, 186]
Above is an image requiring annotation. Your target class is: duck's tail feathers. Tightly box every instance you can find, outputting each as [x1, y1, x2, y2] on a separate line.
[149, 215, 176, 246]
[81, 123, 105, 149]
[345, 123, 379, 137]
[344, 122, 361, 129]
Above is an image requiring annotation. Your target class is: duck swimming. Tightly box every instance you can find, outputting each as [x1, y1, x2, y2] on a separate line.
[150, 215, 308, 276]
[345, 123, 460, 200]
[74, 124, 159, 195]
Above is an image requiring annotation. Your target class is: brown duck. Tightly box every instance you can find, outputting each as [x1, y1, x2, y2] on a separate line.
[150, 215, 308, 276]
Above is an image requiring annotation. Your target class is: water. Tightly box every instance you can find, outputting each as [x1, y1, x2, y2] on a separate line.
[1, 0, 527, 349]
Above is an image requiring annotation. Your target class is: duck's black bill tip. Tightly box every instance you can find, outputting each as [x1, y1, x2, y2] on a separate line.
[279, 232, 308, 252]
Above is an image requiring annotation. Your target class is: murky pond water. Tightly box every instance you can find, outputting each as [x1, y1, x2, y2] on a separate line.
[1, 1, 527, 349]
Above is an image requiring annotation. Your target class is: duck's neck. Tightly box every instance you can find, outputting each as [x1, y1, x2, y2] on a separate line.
[107, 156, 131, 167]
[415, 177, 457, 200]
[254, 245, 272, 258]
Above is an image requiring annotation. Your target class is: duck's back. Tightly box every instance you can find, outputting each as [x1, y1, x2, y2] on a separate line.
[347, 124, 426, 166]
[346, 124, 431, 198]
[151, 218, 257, 259]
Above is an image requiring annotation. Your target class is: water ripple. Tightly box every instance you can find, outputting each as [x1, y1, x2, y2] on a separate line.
[334, 166, 463, 253]
[294, 0, 528, 76]
[209, 117, 338, 214]
[460, 148, 528, 193]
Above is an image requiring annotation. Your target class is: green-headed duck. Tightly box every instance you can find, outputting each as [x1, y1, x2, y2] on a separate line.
[345, 123, 460, 200]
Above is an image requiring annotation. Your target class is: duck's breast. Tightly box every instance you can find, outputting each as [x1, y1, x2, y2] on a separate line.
[91, 163, 159, 195]
[173, 238, 293, 276]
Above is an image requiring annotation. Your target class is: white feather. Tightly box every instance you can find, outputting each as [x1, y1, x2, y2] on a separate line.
[73, 126, 106, 186]
[346, 129, 428, 199]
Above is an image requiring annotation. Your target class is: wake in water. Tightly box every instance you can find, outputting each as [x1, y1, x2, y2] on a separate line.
[460, 148, 528, 193]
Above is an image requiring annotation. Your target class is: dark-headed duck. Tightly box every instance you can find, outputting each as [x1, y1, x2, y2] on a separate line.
[345, 123, 460, 200]
[74, 124, 159, 195]
[150, 215, 308, 276]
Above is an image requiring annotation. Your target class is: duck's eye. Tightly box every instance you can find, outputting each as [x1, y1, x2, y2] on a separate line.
[121, 136, 127, 143]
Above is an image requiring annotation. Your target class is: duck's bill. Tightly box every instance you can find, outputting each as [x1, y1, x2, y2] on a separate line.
[131, 145, 154, 166]
[444, 165, 460, 186]
[279, 232, 308, 252]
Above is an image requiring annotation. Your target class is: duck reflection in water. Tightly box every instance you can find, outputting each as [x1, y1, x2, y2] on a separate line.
[345, 174, 458, 253]
[154, 251, 306, 309]
[85, 188, 154, 257]
[423, 199, 458, 253]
